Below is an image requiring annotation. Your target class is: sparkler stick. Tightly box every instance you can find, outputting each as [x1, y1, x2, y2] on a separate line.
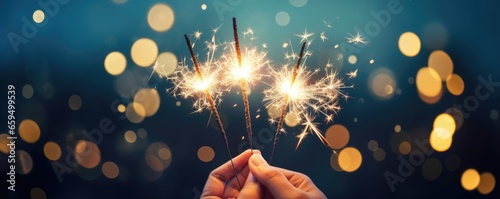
[270, 42, 306, 164]
[184, 34, 242, 189]
[232, 17, 254, 153]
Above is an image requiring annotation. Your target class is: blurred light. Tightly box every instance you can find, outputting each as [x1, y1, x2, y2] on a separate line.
[394, 125, 401, 133]
[275, 11, 290, 26]
[155, 52, 178, 77]
[477, 172, 496, 195]
[422, 158, 442, 181]
[175, 101, 181, 107]
[32, 10, 45, 24]
[325, 124, 350, 149]
[43, 141, 61, 161]
[373, 148, 386, 161]
[104, 51, 127, 76]
[289, 0, 308, 7]
[117, 104, 126, 113]
[22, 84, 34, 99]
[148, 3, 175, 32]
[398, 32, 421, 57]
[201, 4, 207, 10]
[19, 119, 41, 144]
[145, 142, 172, 171]
[0, 134, 9, 154]
[369, 59, 374, 64]
[367, 140, 378, 151]
[416, 67, 442, 98]
[418, 88, 443, 104]
[348, 55, 357, 64]
[369, 68, 396, 100]
[284, 111, 300, 127]
[30, 187, 46, 199]
[75, 140, 101, 169]
[461, 168, 480, 191]
[398, 141, 411, 155]
[197, 146, 215, 162]
[124, 130, 137, 143]
[18, 150, 33, 174]
[137, 128, 148, 138]
[267, 104, 281, 119]
[430, 127, 452, 152]
[390, 132, 412, 154]
[434, 113, 456, 135]
[131, 38, 159, 67]
[126, 102, 146, 124]
[490, 109, 499, 120]
[445, 74, 464, 96]
[102, 161, 120, 179]
[329, 153, 343, 172]
[423, 23, 448, 50]
[134, 88, 161, 117]
[428, 50, 453, 81]
[408, 77, 414, 84]
[68, 95, 82, 111]
[338, 147, 362, 172]
[112, 0, 128, 4]
[444, 154, 461, 171]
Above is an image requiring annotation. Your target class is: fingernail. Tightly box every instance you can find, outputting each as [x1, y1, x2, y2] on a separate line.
[250, 154, 267, 166]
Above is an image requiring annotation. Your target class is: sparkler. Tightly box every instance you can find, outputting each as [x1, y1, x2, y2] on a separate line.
[268, 42, 306, 163]
[182, 34, 242, 189]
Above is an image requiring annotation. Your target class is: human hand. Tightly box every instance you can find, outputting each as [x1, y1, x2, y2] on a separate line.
[201, 149, 263, 199]
[248, 153, 327, 199]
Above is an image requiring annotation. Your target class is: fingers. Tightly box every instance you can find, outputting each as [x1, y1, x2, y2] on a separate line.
[237, 173, 263, 198]
[210, 149, 255, 183]
[248, 153, 299, 198]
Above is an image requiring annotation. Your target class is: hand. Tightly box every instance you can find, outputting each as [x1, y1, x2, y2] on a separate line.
[248, 153, 326, 199]
[201, 149, 263, 199]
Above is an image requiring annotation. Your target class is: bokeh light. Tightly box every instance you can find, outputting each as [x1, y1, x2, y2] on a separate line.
[147, 3, 175, 32]
[131, 38, 158, 67]
[284, 111, 300, 127]
[445, 74, 464, 96]
[329, 153, 343, 172]
[19, 119, 41, 144]
[428, 50, 453, 81]
[137, 128, 148, 138]
[461, 168, 480, 191]
[75, 140, 101, 169]
[22, 84, 34, 99]
[421, 158, 442, 181]
[491, 109, 499, 120]
[117, 104, 126, 113]
[197, 146, 215, 162]
[289, 0, 308, 7]
[201, 4, 207, 10]
[32, 10, 45, 24]
[477, 172, 496, 195]
[325, 124, 350, 149]
[433, 113, 456, 135]
[275, 11, 290, 26]
[367, 140, 378, 151]
[154, 52, 178, 77]
[430, 127, 453, 152]
[369, 68, 397, 100]
[126, 102, 146, 124]
[102, 161, 120, 179]
[18, 150, 33, 174]
[0, 134, 10, 154]
[43, 141, 61, 161]
[104, 51, 127, 76]
[133, 88, 161, 117]
[145, 142, 172, 171]
[124, 130, 137, 143]
[373, 148, 386, 161]
[30, 187, 46, 199]
[68, 95, 82, 111]
[338, 147, 362, 172]
[398, 32, 421, 57]
[348, 55, 357, 64]
[416, 67, 442, 98]
[394, 125, 401, 133]
[398, 141, 411, 155]
[267, 104, 281, 119]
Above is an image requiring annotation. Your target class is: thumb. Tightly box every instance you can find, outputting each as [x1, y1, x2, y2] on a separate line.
[248, 154, 298, 198]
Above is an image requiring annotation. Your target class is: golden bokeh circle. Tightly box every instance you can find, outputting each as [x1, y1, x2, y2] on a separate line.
[197, 146, 215, 162]
[370, 69, 397, 100]
[338, 147, 362, 172]
[461, 168, 480, 191]
[33, 10, 45, 24]
[446, 74, 464, 96]
[325, 124, 350, 149]
[0, 134, 10, 154]
[284, 111, 300, 127]
[398, 141, 411, 155]
[131, 38, 158, 67]
[398, 32, 421, 57]
[68, 95, 82, 111]
[367, 140, 378, 151]
[267, 104, 281, 119]
[428, 50, 453, 81]
[75, 140, 101, 169]
[434, 113, 456, 136]
[155, 52, 178, 77]
[373, 148, 386, 161]
[18, 150, 33, 174]
[478, 172, 496, 195]
[330, 153, 343, 172]
[102, 161, 120, 179]
[134, 88, 161, 117]
[19, 119, 41, 144]
[416, 67, 442, 98]
[43, 141, 62, 161]
[430, 127, 453, 152]
[124, 130, 137, 143]
[126, 102, 146, 124]
[148, 3, 175, 32]
[104, 51, 127, 76]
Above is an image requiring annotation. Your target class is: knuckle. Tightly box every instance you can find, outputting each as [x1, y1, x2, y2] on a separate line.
[264, 169, 282, 180]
